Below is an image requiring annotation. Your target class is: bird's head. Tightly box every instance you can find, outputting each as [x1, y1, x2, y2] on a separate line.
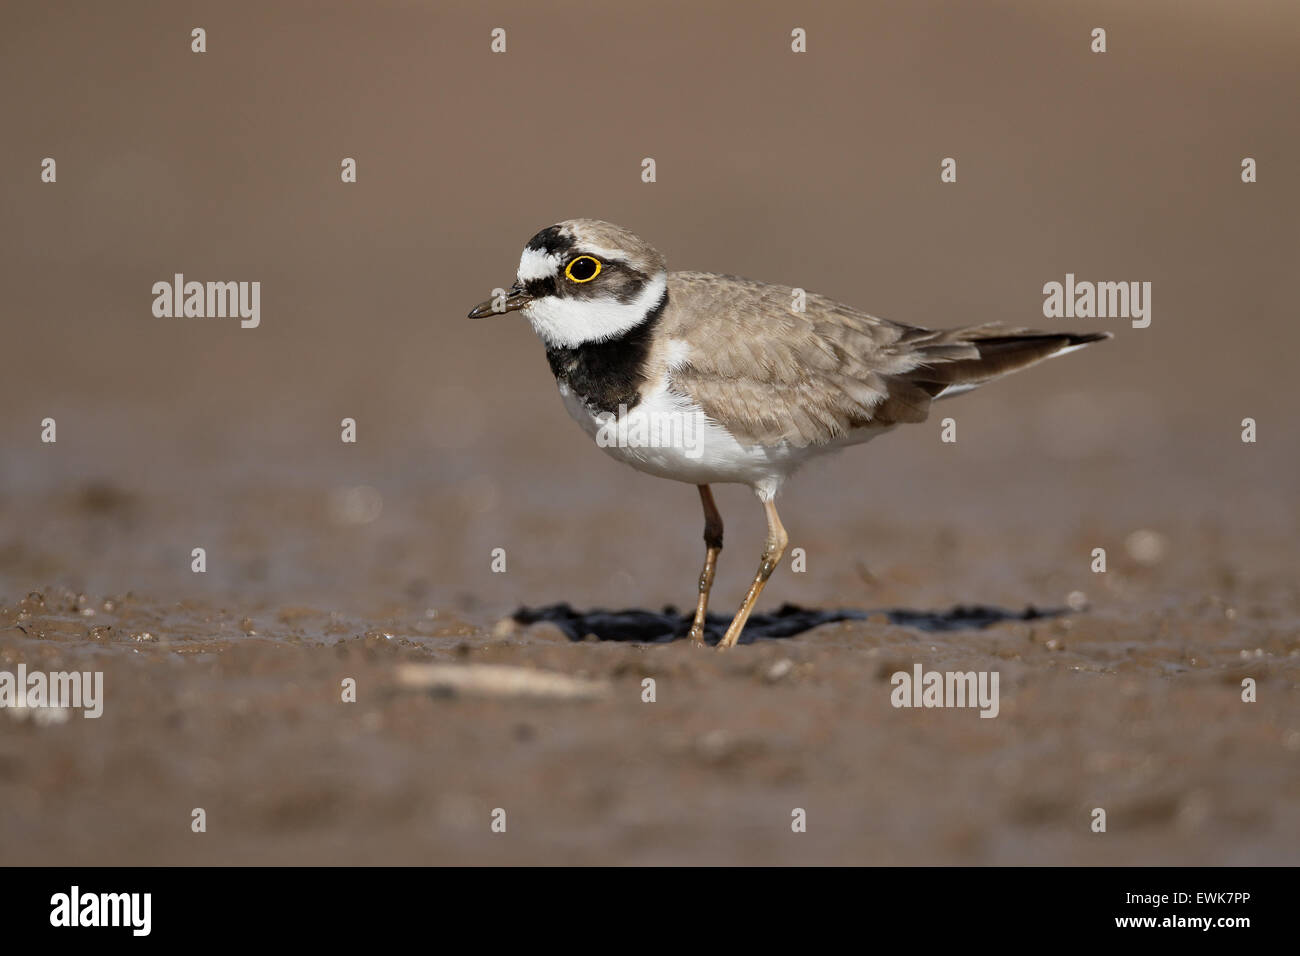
[468, 219, 668, 349]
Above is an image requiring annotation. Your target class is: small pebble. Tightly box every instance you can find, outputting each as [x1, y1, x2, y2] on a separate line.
[765, 659, 794, 682]
[1125, 529, 1167, 565]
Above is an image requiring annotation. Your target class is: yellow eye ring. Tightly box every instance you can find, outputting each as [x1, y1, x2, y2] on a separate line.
[565, 255, 602, 283]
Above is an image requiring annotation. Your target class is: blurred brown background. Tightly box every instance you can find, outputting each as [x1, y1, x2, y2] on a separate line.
[0, 1, 1297, 865]
[3, 0, 1297, 610]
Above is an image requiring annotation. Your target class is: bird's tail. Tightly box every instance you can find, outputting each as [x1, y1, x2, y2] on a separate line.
[900, 327, 1112, 400]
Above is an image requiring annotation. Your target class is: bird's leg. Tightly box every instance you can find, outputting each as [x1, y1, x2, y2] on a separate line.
[687, 484, 724, 646]
[717, 497, 788, 650]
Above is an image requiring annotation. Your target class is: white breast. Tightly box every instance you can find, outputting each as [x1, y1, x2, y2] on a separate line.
[557, 374, 888, 500]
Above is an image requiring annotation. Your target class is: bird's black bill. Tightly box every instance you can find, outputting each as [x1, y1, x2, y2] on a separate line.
[468, 285, 532, 319]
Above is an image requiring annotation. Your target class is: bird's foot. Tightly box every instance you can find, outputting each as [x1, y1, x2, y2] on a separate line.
[716, 622, 743, 651]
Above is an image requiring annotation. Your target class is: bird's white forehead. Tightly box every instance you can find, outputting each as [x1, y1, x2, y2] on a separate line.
[518, 240, 632, 284]
[518, 247, 563, 282]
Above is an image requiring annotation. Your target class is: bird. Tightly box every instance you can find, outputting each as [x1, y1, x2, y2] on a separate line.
[468, 219, 1110, 649]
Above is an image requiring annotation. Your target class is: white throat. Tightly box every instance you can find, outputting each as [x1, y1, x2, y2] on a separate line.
[524, 271, 667, 350]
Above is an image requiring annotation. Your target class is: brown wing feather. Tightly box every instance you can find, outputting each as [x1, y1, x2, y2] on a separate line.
[661, 272, 1109, 447]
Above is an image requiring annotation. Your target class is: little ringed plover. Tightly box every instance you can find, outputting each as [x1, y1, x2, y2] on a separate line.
[469, 219, 1109, 649]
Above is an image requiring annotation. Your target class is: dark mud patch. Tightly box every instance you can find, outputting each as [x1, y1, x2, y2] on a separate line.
[512, 602, 1067, 644]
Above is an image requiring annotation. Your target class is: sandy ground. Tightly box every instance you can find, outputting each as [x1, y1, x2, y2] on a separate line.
[2, 428, 1297, 865]
[1, 0, 1298, 865]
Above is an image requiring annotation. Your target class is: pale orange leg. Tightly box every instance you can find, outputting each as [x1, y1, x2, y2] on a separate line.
[717, 497, 788, 650]
[686, 484, 723, 646]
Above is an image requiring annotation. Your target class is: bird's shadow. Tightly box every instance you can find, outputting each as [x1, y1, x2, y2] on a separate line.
[511, 602, 1066, 646]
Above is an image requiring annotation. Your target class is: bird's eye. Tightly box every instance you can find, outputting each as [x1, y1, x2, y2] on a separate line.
[565, 255, 602, 283]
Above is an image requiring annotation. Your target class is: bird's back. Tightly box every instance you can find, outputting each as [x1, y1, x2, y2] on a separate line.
[660, 271, 1107, 447]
